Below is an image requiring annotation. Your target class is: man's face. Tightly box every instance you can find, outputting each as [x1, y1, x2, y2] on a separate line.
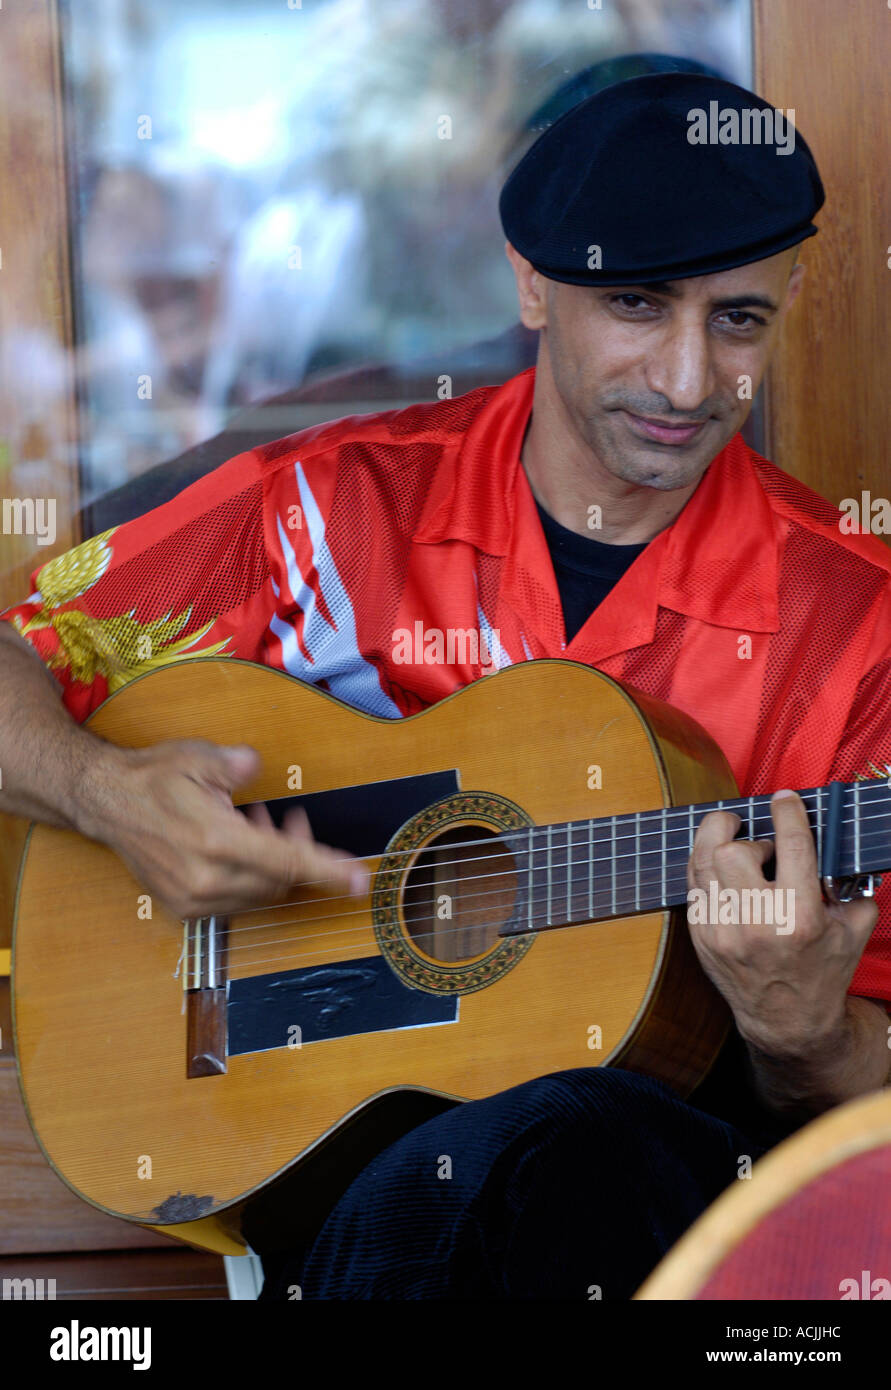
[508, 244, 804, 492]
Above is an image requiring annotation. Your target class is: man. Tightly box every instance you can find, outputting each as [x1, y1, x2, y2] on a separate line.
[1, 74, 890, 1299]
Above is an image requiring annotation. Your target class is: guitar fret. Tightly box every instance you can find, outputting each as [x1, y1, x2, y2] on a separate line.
[588, 820, 594, 920]
[546, 823, 553, 928]
[669, 814, 689, 908]
[816, 786, 823, 872]
[748, 795, 755, 838]
[566, 823, 572, 921]
[688, 803, 694, 854]
[610, 818, 617, 916]
[854, 781, 861, 872]
[660, 809, 667, 906]
[634, 812, 641, 912]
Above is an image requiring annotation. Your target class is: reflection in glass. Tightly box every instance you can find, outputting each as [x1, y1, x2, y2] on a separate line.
[54, 0, 752, 503]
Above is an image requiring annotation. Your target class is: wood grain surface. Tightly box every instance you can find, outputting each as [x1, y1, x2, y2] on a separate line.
[755, 0, 891, 513]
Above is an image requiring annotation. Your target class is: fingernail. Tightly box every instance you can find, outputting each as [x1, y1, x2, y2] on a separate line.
[772, 789, 796, 799]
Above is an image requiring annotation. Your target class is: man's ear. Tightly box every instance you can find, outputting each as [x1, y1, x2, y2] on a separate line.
[504, 240, 548, 330]
[784, 258, 806, 311]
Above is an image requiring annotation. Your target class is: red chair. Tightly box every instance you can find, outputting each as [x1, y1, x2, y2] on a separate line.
[635, 1089, 891, 1300]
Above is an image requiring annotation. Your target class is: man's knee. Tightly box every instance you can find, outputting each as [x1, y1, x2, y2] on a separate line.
[476, 1066, 683, 1152]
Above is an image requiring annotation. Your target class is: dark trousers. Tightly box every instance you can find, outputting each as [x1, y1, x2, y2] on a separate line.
[259, 1061, 799, 1300]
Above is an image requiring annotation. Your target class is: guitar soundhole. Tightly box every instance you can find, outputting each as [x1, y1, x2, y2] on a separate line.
[402, 826, 518, 963]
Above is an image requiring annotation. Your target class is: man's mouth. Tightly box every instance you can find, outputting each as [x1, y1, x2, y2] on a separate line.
[621, 410, 708, 446]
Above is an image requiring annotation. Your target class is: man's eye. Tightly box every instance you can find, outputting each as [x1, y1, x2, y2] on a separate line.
[720, 311, 764, 329]
[614, 294, 648, 309]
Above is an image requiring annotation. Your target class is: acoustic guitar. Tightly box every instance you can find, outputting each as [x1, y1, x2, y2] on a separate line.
[10, 657, 889, 1254]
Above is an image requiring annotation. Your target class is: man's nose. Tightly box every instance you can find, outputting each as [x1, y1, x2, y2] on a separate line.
[644, 325, 716, 415]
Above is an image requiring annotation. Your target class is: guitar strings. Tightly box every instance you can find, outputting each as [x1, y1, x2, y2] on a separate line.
[215, 872, 699, 975]
[173, 791, 891, 972]
[221, 847, 770, 947]
[193, 826, 872, 972]
[236, 862, 794, 973]
[229, 786, 891, 902]
[185, 813, 885, 972]
[209, 842, 890, 967]
[208, 797, 891, 937]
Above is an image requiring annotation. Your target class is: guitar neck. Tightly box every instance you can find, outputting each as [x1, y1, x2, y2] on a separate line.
[503, 777, 891, 932]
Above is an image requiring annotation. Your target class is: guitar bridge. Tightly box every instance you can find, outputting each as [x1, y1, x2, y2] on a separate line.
[183, 915, 229, 1078]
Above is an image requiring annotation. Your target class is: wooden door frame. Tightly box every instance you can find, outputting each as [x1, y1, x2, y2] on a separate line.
[0, 0, 80, 1013]
[754, 0, 891, 511]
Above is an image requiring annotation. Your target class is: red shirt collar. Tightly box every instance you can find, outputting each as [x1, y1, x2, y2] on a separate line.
[415, 366, 780, 651]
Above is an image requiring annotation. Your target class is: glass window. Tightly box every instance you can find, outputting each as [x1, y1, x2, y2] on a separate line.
[58, 0, 752, 509]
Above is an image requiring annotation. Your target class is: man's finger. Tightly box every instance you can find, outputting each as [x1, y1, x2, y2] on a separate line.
[285, 834, 369, 898]
[282, 805, 313, 841]
[239, 816, 368, 898]
[770, 789, 819, 885]
[830, 894, 880, 951]
[708, 836, 775, 893]
[688, 810, 741, 887]
[197, 743, 262, 795]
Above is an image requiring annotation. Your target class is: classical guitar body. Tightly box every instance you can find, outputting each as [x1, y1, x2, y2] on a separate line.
[12, 658, 736, 1247]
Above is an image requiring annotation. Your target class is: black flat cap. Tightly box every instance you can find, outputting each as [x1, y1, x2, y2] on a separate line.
[499, 73, 825, 285]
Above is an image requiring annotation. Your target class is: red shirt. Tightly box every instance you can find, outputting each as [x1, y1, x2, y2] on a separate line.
[4, 366, 891, 998]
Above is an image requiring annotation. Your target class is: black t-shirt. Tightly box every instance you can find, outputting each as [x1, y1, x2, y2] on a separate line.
[535, 499, 649, 644]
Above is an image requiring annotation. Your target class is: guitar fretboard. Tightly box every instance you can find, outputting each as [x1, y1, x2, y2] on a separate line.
[500, 778, 891, 933]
